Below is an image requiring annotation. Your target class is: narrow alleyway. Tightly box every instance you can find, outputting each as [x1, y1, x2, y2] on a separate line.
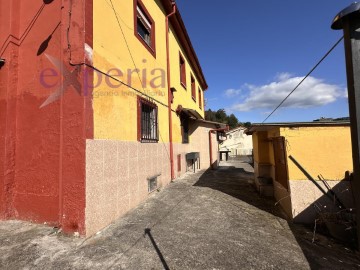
[0, 158, 359, 269]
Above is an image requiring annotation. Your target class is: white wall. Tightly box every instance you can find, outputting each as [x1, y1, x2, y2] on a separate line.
[220, 128, 253, 156]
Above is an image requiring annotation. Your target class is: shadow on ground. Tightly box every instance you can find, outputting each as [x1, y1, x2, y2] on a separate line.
[1, 157, 360, 269]
[194, 157, 360, 270]
[194, 166, 284, 219]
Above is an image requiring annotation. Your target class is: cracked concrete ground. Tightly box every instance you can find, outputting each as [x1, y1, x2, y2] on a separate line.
[1, 158, 359, 269]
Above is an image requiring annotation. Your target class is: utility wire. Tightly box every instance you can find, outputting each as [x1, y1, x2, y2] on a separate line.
[65, 0, 174, 111]
[109, 0, 146, 94]
[108, 0, 171, 161]
[84, 64, 172, 108]
[262, 36, 344, 123]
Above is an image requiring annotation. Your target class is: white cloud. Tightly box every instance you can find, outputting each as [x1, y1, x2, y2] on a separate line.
[275, 72, 292, 81]
[224, 88, 242, 98]
[231, 75, 347, 112]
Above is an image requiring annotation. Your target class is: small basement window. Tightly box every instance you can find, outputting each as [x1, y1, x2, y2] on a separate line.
[148, 176, 158, 193]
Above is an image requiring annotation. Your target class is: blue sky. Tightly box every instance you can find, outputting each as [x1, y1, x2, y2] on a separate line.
[176, 1, 351, 123]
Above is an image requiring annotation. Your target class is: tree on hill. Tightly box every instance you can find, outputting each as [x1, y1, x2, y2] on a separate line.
[205, 109, 249, 129]
[205, 109, 217, 122]
[227, 114, 239, 129]
[215, 109, 227, 123]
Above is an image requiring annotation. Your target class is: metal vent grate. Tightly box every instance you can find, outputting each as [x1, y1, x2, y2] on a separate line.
[148, 176, 158, 193]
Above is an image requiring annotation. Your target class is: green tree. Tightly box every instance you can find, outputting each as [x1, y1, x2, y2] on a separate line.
[215, 109, 227, 123]
[227, 114, 239, 129]
[205, 108, 245, 130]
[243, 122, 252, 128]
[205, 109, 216, 122]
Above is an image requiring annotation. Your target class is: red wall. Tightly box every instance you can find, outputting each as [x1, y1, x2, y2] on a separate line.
[0, 0, 93, 235]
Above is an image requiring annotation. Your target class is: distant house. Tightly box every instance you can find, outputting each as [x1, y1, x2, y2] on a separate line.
[247, 122, 353, 223]
[220, 127, 253, 156]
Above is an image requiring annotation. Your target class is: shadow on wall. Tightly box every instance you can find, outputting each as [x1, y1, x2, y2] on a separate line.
[37, 21, 60, 56]
[293, 178, 357, 246]
[192, 161, 360, 268]
[287, 157, 357, 246]
[289, 177, 359, 267]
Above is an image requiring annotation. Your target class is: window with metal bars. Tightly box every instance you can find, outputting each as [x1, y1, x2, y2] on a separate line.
[137, 96, 158, 142]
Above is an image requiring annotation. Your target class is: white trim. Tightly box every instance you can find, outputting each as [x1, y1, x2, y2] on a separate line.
[137, 6, 151, 30]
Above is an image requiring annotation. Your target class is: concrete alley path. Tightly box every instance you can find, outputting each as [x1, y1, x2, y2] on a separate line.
[1, 158, 360, 269]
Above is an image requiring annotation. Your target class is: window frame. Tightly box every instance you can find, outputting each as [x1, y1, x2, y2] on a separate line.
[137, 96, 159, 143]
[177, 154, 181, 172]
[148, 176, 158, 193]
[198, 87, 202, 109]
[181, 115, 189, 144]
[134, 0, 156, 57]
[179, 53, 186, 89]
[191, 74, 196, 102]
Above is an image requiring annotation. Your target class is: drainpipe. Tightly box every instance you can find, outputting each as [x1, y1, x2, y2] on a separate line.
[209, 126, 229, 169]
[166, 3, 176, 180]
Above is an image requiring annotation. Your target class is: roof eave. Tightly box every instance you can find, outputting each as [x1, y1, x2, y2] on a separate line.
[160, 0, 208, 90]
[248, 121, 351, 132]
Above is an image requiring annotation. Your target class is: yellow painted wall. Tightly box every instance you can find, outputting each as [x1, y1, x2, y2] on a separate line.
[93, 0, 169, 141]
[92, 0, 206, 145]
[281, 126, 352, 181]
[252, 132, 259, 163]
[267, 128, 280, 166]
[168, 26, 205, 143]
[253, 130, 280, 165]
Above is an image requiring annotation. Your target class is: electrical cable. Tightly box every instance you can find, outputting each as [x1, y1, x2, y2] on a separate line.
[84, 63, 172, 109]
[108, 0, 172, 160]
[262, 36, 344, 123]
[109, 0, 146, 97]
[65, 2, 175, 112]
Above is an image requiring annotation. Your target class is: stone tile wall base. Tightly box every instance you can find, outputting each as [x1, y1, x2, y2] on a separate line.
[85, 140, 171, 236]
[85, 124, 221, 236]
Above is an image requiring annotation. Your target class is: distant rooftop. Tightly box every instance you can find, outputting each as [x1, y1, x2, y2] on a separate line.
[226, 126, 247, 134]
[313, 116, 350, 122]
[246, 121, 350, 133]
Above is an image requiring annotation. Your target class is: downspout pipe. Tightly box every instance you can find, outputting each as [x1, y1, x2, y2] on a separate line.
[209, 126, 229, 169]
[166, 4, 176, 180]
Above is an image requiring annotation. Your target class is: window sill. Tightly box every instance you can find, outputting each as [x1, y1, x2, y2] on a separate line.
[180, 82, 187, 90]
[135, 34, 156, 58]
[192, 97, 196, 102]
[148, 188, 159, 194]
[140, 140, 159, 143]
